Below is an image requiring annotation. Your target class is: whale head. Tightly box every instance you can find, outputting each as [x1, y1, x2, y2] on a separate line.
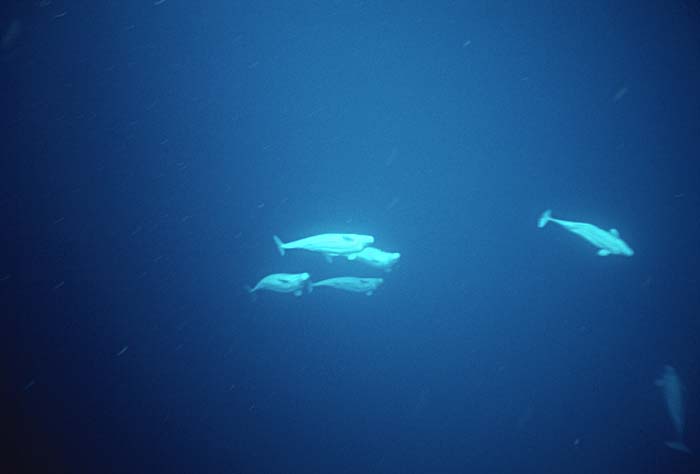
[375, 251, 401, 268]
[608, 229, 634, 256]
[359, 235, 375, 246]
[351, 247, 401, 269]
[616, 240, 634, 257]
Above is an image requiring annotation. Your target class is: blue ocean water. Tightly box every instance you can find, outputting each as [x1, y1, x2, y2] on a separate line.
[9, 1, 700, 473]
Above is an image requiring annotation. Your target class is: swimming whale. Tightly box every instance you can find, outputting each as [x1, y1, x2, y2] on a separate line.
[308, 277, 383, 295]
[246, 272, 310, 296]
[656, 365, 692, 454]
[537, 209, 634, 256]
[347, 247, 401, 272]
[273, 233, 374, 260]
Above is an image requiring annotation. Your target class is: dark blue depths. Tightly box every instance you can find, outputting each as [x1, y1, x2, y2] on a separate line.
[8, 1, 700, 473]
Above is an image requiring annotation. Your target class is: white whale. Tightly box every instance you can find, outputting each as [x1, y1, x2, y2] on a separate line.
[246, 272, 310, 296]
[655, 365, 691, 454]
[537, 209, 634, 256]
[347, 247, 401, 272]
[309, 277, 383, 295]
[273, 233, 374, 260]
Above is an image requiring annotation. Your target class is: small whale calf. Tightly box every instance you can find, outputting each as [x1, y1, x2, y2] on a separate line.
[347, 247, 401, 272]
[273, 233, 374, 260]
[537, 209, 634, 256]
[246, 272, 310, 296]
[656, 365, 692, 454]
[309, 277, 384, 295]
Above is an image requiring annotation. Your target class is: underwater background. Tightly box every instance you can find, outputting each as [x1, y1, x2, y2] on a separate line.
[8, 1, 700, 473]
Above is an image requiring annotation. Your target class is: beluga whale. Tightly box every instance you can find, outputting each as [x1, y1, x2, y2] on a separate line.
[246, 272, 310, 297]
[347, 247, 401, 272]
[273, 233, 374, 261]
[308, 277, 383, 295]
[537, 209, 634, 256]
[655, 365, 692, 454]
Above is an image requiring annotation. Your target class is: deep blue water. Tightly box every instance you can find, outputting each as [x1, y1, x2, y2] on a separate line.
[8, 1, 700, 473]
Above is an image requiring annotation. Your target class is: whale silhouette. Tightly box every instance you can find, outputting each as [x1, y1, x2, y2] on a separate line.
[537, 209, 634, 256]
[309, 277, 383, 296]
[246, 272, 310, 297]
[273, 233, 374, 260]
[656, 365, 692, 454]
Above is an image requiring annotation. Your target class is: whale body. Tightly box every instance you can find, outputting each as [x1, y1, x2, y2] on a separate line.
[246, 272, 310, 296]
[656, 365, 691, 454]
[537, 209, 634, 256]
[347, 247, 401, 272]
[309, 276, 383, 295]
[273, 233, 374, 259]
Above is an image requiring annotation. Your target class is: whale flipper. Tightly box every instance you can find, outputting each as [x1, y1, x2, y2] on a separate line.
[610, 228, 619, 237]
[665, 441, 691, 454]
[598, 249, 611, 256]
[538, 209, 552, 228]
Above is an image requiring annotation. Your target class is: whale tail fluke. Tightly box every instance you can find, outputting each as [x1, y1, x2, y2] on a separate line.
[538, 209, 553, 228]
[665, 441, 692, 454]
[273, 235, 285, 256]
[243, 285, 258, 302]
